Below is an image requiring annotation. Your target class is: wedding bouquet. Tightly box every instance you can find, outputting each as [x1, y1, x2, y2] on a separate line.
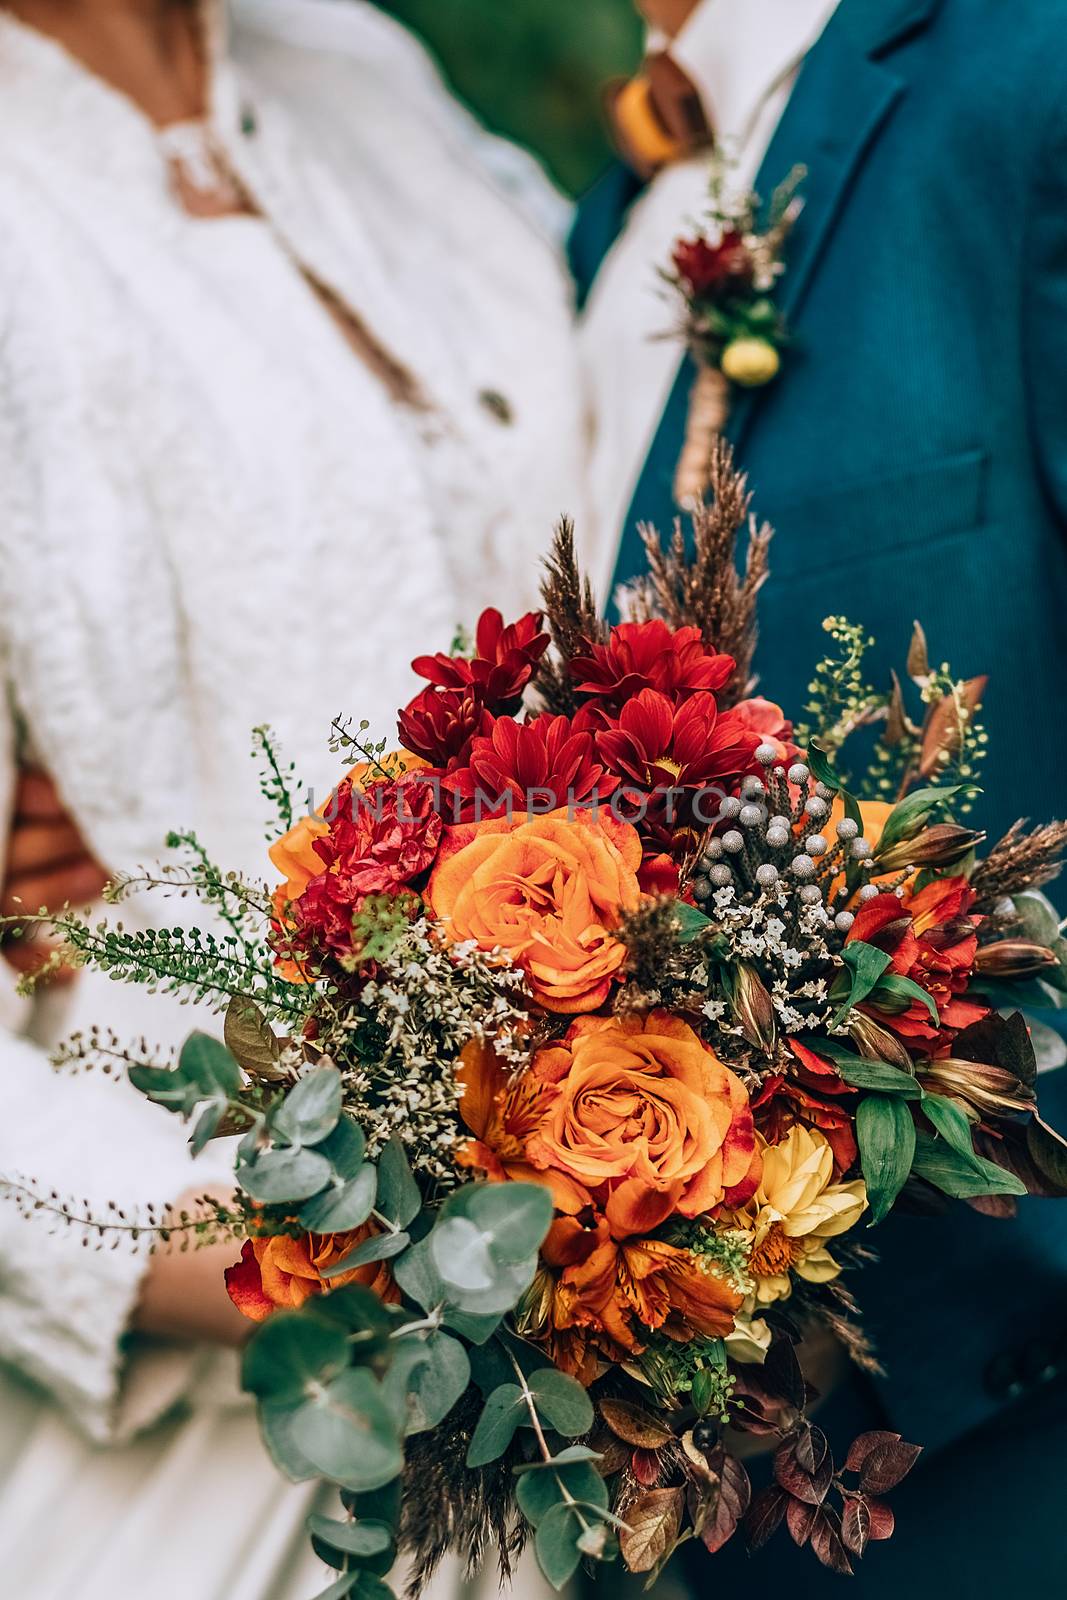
[17, 447, 1067, 1596]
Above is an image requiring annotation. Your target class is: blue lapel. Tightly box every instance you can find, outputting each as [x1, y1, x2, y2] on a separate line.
[610, 0, 944, 606]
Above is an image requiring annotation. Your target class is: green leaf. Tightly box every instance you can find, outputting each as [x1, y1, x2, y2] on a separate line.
[189, 1100, 224, 1156]
[392, 1235, 503, 1341]
[439, 1182, 554, 1264]
[673, 902, 712, 943]
[856, 1095, 915, 1224]
[870, 972, 939, 1025]
[831, 942, 893, 1027]
[180, 1031, 242, 1097]
[299, 1165, 378, 1233]
[259, 1397, 318, 1481]
[806, 740, 843, 792]
[911, 1131, 1028, 1198]
[322, 1230, 411, 1278]
[306, 1284, 395, 1342]
[318, 1117, 368, 1180]
[516, 1460, 608, 1527]
[376, 1136, 422, 1228]
[243, 1310, 350, 1403]
[465, 1383, 526, 1467]
[238, 1146, 333, 1203]
[306, 1516, 393, 1560]
[388, 1331, 471, 1435]
[272, 1064, 343, 1146]
[310, 1576, 394, 1600]
[875, 785, 970, 855]
[431, 1217, 495, 1294]
[921, 1094, 979, 1158]
[527, 1369, 595, 1438]
[824, 1053, 923, 1099]
[535, 1502, 584, 1591]
[289, 1369, 404, 1492]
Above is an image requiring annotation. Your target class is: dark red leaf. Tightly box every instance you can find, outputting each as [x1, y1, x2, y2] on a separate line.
[858, 1439, 923, 1495]
[631, 1448, 662, 1487]
[795, 1422, 829, 1475]
[785, 1495, 820, 1547]
[764, 1335, 806, 1411]
[745, 1486, 788, 1552]
[866, 1497, 896, 1541]
[697, 1444, 751, 1553]
[774, 1430, 833, 1505]
[840, 1493, 872, 1557]
[1027, 1115, 1067, 1195]
[810, 1507, 855, 1575]
[844, 1430, 903, 1474]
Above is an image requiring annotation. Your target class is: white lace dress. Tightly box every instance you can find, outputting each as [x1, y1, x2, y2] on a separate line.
[0, 3, 584, 1595]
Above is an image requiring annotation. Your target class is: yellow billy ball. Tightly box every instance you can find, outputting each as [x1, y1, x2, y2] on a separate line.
[721, 337, 781, 387]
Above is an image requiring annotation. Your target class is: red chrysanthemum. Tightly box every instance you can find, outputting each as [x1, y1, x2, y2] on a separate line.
[846, 878, 989, 1049]
[571, 621, 735, 712]
[594, 689, 762, 844]
[411, 609, 549, 712]
[672, 231, 753, 298]
[398, 684, 492, 768]
[443, 713, 617, 821]
[291, 774, 442, 962]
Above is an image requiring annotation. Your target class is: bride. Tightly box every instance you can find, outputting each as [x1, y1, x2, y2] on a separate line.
[0, 0, 583, 1594]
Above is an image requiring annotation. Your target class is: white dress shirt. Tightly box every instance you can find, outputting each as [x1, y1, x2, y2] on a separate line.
[579, 0, 840, 597]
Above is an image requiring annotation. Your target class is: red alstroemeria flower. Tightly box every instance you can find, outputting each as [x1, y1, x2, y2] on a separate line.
[442, 713, 618, 821]
[594, 688, 762, 847]
[847, 878, 989, 1049]
[672, 230, 754, 298]
[571, 621, 735, 711]
[411, 608, 549, 712]
[398, 684, 492, 768]
[750, 1039, 859, 1177]
[290, 774, 441, 962]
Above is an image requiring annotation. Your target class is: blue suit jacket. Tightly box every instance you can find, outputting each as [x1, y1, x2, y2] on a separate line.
[572, 0, 1067, 1477]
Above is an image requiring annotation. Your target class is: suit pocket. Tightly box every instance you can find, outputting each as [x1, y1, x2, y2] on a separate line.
[768, 449, 990, 580]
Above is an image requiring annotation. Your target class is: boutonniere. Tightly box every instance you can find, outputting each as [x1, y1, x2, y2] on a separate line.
[665, 161, 806, 504]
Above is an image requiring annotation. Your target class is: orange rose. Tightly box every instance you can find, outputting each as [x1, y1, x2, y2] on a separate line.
[526, 1012, 761, 1233]
[427, 807, 642, 1013]
[224, 1227, 399, 1323]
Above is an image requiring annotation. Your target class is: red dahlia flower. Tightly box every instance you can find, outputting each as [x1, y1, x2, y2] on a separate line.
[443, 713, 617, 820]
[411, 608, 549, 712]
[398, 684, 492, 768]
[846, 878, 989, 1049]
[292, 775, 442, 962]
[571, 621, 735, 711]
[672, 230, 753, 298]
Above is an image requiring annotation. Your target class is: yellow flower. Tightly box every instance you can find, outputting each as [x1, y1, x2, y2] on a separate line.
[721, 337, 780, 387]
[732, 1126, 866, 1305]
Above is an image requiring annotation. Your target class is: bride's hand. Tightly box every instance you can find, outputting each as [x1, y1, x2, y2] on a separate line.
[1, 765, 108, 980]
[134, 1187, 252, 1347]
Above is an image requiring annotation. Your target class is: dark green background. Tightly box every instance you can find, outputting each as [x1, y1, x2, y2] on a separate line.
[377, 0, 643, 195]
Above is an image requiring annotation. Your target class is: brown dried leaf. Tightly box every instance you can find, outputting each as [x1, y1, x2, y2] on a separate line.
[906, 620, 930, 683]
[619, 1487, 684, 1573]
[224, 995, 284, 1079]
[598, 1398, 674, 1450]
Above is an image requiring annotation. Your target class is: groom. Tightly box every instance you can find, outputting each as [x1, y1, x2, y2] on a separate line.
[574, 0, 1067, 1590]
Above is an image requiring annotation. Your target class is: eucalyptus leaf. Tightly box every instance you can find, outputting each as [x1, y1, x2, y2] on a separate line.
[306, 1516, 393, 1560]
[856, 1095, 915, 1224]
[180, 1031, 242, 1097]
[431, 1217, 496, 1294]
[299, 1165, 378, 1233]
[465, 1383, 526, 1467]
[259, 1397, 319, 1482]
[438, 1182, 554, 1264]
[376, 1135, 422, 1228]
[393, 1235, 503, 1341]
[317, 1117, 367, 1180]
[290, 1369, 404, 1492]
[516, 1460, 608, 1527]
[243, 1310, 350, 1403]
[389, 1331, 470, 1435]
[189, 1101, 224, 1156]
[534, 1502, 584, 1591]
[272, 1064, 344, 1147]
[322, 1230, 410, 1278]
[238, 1145, 333, 1203]
[527, 1369, 594, 1438]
